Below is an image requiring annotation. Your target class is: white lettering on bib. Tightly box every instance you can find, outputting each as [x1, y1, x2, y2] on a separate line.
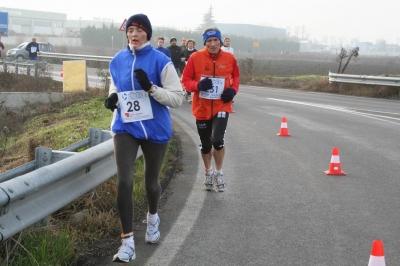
[199, 76, 225, 99]
[31, 46, 37, 53]
[118, 91, 153, 123]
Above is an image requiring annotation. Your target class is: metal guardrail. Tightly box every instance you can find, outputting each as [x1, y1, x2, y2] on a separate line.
[0, 59, 47, 77]
[329, 71, 400, 96]
[0, 128, 141, 242]
[39, 52, 112, 62]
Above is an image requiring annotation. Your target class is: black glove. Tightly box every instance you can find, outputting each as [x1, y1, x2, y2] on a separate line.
[134, 68, 152, 91]
[197, 77, 213, 91]
[220, 88, 236, 103]
[104, 93, 118, 112]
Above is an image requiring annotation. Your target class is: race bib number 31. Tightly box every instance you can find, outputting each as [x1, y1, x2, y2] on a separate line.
[118, 91, 153, 123]
[199, 76, 225, 99]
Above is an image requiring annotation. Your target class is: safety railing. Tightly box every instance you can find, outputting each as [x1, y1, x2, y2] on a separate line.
[328, 71, 400, 96]
[0, 128, 141, 242]
[0, 59, 48, 78]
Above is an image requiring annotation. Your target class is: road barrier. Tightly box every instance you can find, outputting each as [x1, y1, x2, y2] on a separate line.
[329, 71, 400, 96]
[0, 128, 141, 242]
[0, 59, 47, 78]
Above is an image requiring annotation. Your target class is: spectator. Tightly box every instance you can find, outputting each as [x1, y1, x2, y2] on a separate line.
[179, 37, 187, 74]
[155, 36, 171, 58]
[167, 37, 182, 75]
[104, 13, 183, 263]
[25, 37, 40, 60]
[179, 39, 197, 103]
[221, 37, 234, 54]
[0, 37, 4, 59]
[181, 27, 240, 193]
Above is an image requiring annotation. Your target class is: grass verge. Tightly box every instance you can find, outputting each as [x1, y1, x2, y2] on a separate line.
[0, 86, 181, 265]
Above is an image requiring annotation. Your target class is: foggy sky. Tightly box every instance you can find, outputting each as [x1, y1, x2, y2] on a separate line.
[2, 0, 399, 44]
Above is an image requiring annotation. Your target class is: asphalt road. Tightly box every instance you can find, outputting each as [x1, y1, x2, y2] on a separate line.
[98, 85, 400, 265]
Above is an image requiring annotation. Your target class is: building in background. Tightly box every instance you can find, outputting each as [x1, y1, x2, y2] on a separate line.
[0, 7, 65, 36]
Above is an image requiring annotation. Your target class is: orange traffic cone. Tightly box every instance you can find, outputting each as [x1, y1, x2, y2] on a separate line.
[60, 68, 64, 77]
[324, 147, 346, 175]
[277, 116, 291, 136]
[368, 240, 385, 266]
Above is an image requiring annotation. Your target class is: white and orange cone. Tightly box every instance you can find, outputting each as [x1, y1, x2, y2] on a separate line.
[368, 240, 385, 266]
[277, 116, 291, 136]
[324, 147, 346, 175]
[60, 68, 64, 77]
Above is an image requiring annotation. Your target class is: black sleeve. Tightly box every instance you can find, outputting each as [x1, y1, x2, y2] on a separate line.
[26, 43, 30, 51]
[0, 43, 4, 49]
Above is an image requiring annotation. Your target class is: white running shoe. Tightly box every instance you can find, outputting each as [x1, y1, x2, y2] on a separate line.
[188, 95, 192, 103]
[112, 240, 136, 263]
[214, 172, 226, 192]
[203, 171, 214, 191]
[145, 215, 160, 244]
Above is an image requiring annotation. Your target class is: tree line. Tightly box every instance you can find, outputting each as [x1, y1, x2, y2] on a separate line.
[81, 23, 300, 54]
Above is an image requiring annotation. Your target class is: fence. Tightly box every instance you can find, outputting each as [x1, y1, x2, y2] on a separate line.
[328, 71, 400, 96]
[0, 128, 141, 242]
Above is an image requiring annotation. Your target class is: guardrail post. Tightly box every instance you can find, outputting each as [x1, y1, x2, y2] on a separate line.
[35, 147, 53, 169]
[105, 77, 111, 90]
[34, 147, 54, 226]
[26, 64, 31, 76]
[89, 128, 104, 147]
[3, 62, 7, 72]
[15, 63, 19, 75]
[34, 63, 39, 78]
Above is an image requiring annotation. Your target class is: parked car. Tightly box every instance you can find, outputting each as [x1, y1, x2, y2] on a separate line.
[6, 42, 54, 60]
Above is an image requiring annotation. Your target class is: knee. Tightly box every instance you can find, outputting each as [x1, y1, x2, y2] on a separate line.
[212, 140, 224, 151]
[200, 142, 212, 154]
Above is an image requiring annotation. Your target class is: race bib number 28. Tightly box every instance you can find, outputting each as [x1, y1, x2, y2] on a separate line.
[118, 91, 153, 123]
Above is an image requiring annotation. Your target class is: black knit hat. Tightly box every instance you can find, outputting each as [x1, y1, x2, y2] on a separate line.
[126, 14, 152, 41]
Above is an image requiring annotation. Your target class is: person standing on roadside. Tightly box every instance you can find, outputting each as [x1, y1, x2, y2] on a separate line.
[25, 37, 40, 60]
[167, 37, 182, 75]
[0, 37, 4, 59]
[179, 37, 187, 74]
[179, 39, 197, 103]
[221, 37, 234, 54]
[155, 36, 171, 58]
[104, 13, 183, 263]
[181, 27, 240, 192]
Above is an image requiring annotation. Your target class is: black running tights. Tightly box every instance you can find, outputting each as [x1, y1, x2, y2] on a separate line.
[113, 133, 168, 234]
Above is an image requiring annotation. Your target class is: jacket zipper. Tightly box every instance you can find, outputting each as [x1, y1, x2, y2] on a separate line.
[211, 56, 216, 118]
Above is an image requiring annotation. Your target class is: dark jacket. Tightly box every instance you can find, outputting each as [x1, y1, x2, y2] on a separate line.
[179, 49, 197, 63]
[26, 42, 40, 57]
[167, 45, 181, 69]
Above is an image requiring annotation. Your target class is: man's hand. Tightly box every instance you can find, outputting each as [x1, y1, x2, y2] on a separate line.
[197, 78, 213, 91]
[220, 88, 236, 103]
[104, 93, 118, 112]
[134, 68, 152, 91]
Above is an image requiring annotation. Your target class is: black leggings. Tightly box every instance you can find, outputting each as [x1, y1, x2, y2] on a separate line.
[196, 111, 229, 154]
[113, 133, 168, 234]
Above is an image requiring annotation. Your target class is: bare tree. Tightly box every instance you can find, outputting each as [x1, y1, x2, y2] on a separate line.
[336, 47, 359, 73]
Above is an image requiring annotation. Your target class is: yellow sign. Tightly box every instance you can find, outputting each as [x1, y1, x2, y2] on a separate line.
[63, 60, 88, 92]
[253, 42, 259, 47]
